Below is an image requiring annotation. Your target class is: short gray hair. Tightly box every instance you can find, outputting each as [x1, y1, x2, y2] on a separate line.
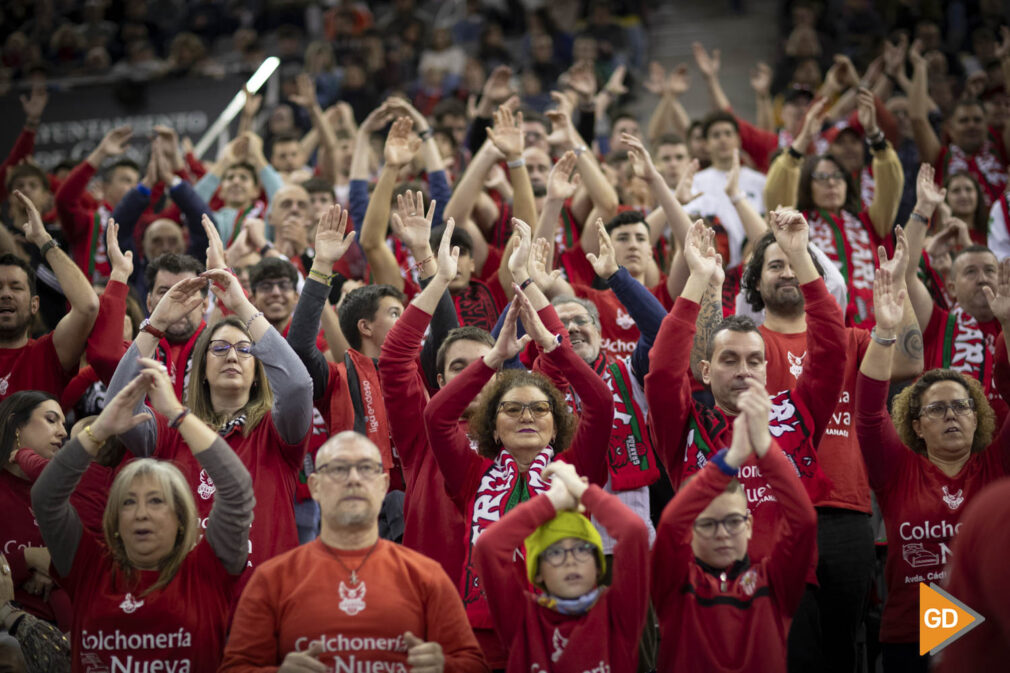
[316, 430, 383, 468]
[551, 296, 601, 330]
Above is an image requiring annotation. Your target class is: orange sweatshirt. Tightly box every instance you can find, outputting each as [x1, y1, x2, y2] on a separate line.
[219, 538, 489, 673]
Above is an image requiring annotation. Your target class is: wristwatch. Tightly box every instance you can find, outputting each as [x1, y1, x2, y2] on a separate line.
[139, 319, 166, 340]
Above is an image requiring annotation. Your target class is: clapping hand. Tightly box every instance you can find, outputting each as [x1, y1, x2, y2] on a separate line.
[769, 207, 810, 258]
[434, 218, 460, 286]
[88, 374, 155, 446]
[202, 214, 227, 270]
[136, 357, 184, 418]
[202, 269, 249, 314]
[384, 117, 421, 168]
[106, 219, 134, 284]
[982, 258, 1010, 327]
[872, 266, 906, 335]
[484, 296, 533, 369]
[585, 218, 619, 279]
[683, 219, 721, 283]
[12, 190, 51, 249]
[486, 104, 524, 161]
[528, 237, 562, 291]
[147, 276, 208, 334]
[692, 42, 720, 79]
[734, 378, 772, 459]
[913, 163, 945, 218]
[507, 218, 534, 284]
[546, 151, 579, 201]
[543, 461, 589, 506]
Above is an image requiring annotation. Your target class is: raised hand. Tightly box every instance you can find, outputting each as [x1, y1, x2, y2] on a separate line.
[243, 217, 269, 252]
[564, 60, 597, 104]
[683, 219, 720, 282]
[12, 190, 51, 249]
[484, 296, 533, 368]
[359, 102, 393, 134]
[481, 65, 516, 109]
[675, 158, 701, 204]
[98, 126, 133, 157]
[793, 98, 827, 151]
[726, 412, 755, 468]
[384, 117, 421, 168]
[507, 218, 534, 282]
[623, 133, 659, 183]
[692, 42, 720, 79]
[154, 125, 184, 172]
[224, 228, 255, 268]
[543, 471, 579, 511]
[856, 88, 879, 136]
[546, 151, 579, 201]
[136, 357, 184, 418]
[602, 65, 628, 97]
[288, 73, 319, 109]
[644, 61, 668, 95]
[545, 108, 575, 150]
[106, 219, 134, 284]
[543, 461, 589, 504]
[585, 218, 619, 278]
[736, 378, 772, 458]
[645, 62, 690, 96]
[883, 34, 909, 78]
[982, 258, 1010, 326]
[486, 105, 524, 161]
[878, 225, 909, 281]
[384, 96, 428, 130]
[513, 281, 556, 350]
[769, 207, 810, 258]
[996, 25, 1010, 61]
[528, 237, 562, 291]
[147, 276, 208, 333]
[925, 218, 971, 263]
[403, 631, 445, 673]
[88, 373, 154, 444]
[724, 148, 741, 198]
[20, 83, 47, 123]
[435, 218, 460, 285]
[913, 163, 945, 216]
[241, 85, 263, 118]
[390, 191, 435, 253]
[907, 39, 926, 69]
[202, 214, 227, 270]
[750, 63, 772, 95]
[872, 267, 906, 333]
[202, 269, 248, 314]
[314, 204, 356, 265]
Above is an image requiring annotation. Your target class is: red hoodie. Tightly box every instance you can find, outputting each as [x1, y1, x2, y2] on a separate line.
[474, 486, 650, 673]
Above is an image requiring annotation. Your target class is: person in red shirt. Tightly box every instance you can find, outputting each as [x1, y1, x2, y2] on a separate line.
[0, 192, 99, 402]
[855, 262, 1010, 672]
[934, 478, 1010, 673]
[653, 380, 817, 673]
[31, 360, 255, 673]
[474, 461, 649, 673]
[219, 430, 487, 673]
[905, 165, 1008, 419]
[423, 279, 613, 668]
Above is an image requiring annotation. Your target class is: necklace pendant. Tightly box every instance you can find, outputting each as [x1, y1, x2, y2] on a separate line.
[350, 570, 358, 585]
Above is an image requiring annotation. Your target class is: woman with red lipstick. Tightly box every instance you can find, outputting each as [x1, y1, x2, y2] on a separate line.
[856, 264, 1010, 672]
[423, 265, 613, 668]
[474, 461, 649, 673]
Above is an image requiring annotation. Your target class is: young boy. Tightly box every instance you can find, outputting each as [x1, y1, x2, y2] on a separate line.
[652, 378, 817, 672]
[474, 461, 649, 673]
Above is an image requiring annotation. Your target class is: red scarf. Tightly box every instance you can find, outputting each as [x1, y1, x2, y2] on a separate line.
[330, 350, 394, 473]
[228, 200, 266, 246]
[453, 279, 501, 332]
[807, 209, 879, 327]
[859, 165, 875, 211]
[602, 358, 660, 490]
[939, 135, 1008, 208]
[153, 322, 206, 401]
[462, 448, 552, 628]
[942, 306, 994, 395]
[88, 206, 112, 282]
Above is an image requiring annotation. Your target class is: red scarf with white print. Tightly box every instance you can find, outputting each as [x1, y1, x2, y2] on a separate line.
[941, 306, 993, 395]
[806, 209, 879, 327]
[939, 135, 1008, 208]
[153, 322, 206, 402]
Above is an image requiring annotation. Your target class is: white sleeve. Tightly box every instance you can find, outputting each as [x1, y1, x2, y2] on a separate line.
[988, 199, 1010, 261]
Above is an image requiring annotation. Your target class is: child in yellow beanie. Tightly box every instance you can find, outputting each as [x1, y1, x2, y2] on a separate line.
[473, 462, 649, 673]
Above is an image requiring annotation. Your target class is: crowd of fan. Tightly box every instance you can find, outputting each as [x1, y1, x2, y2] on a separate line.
[2, 1, 1010, 673]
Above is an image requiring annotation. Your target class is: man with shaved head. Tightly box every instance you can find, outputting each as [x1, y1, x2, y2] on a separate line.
[220, 431, 488, 673]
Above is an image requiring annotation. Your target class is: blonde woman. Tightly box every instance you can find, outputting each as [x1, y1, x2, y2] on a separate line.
[31, 360, 254, 673]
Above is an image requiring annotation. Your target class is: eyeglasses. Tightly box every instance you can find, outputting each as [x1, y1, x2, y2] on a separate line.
[561, 314, 594, 328]
[811, 171, 845, 183]
[693, 513, 749, 539]
[316, 460, 384, 482]
[254, 279, 294, 294]
[498, 400, 552, 418]
[917, 398, 976, 420]
[208, 340, 254, 358]
[540, 541, 597, 567]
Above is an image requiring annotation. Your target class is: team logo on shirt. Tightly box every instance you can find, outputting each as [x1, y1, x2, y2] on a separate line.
[739, 568, 759, 596]
[338, 580, 366, 615]
[615, 308, 635, 330]
[942, 486, 964, 511]
[198, 470, 216, 500]
[0, 372, 9, 397]
[119, 593, 144, 614]
[787, 350, 806, 380]
[551, 627, 568, 662]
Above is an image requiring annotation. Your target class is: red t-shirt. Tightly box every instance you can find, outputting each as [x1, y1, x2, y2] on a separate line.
[761, 325, 872, 513]
[0, 334, 74, 401]
[62, 532, 238, 673]
[573, 285, 640, 360]
[855, 374, 1010, 643]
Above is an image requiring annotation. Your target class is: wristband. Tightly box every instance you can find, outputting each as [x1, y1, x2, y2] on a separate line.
[787, 146, 803, 160]
[519, 277, 534, 291]
[711, 448, 740, 476]
[308, 268, 333, 285]
[909, 212, 930, 225]
[139, 318, 166, 340]
[419, 128, 434, 141]
[168, 407, 191, 429]
[258, 242, 274, 256]
[543, 333, 563, 353]
[871, 328, 897, 347]
[169, 175, 183, 189]
[39, 238, 59, 258]
[136, 183, 152, 197]
[83, 424, 106, 450]
[244, 310, 264, 331]
[506, 157, 525, 169]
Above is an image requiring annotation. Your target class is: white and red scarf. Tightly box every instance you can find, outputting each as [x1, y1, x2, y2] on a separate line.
[941, 306, 993, 394]
[940, 137, 1008, 208]
[807, 209, 878, 328]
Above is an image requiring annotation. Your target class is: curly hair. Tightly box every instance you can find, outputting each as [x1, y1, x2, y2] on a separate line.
[891, 369, 995, 455]
[468, 370, 576, 459]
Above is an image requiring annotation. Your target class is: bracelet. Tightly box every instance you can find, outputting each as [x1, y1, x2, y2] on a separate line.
[168, 407, 191, 429]
[39, 238, 58, 258]
[506, 157, 525, 169]
[419, 128, 434, 141]
[308, 268, 333, 285]
[865, 129, 885, 145]
[412, 255, 434, 272]
[909, 212, 930, 225]
[573, 145, 588, 158]
[519, 277, 534, 290]
[871, 328, 897, 346]
[259, 242, 274, 256]
[730, 192, 746, 205]
[244, 310, 264, 331]
[83, 424, 106, 450]
[787, 146, 803, 160]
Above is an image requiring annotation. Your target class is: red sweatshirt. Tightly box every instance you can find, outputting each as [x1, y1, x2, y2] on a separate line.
[645, 280, 845, 580]
[854, 373, 1010, 643]
[652, 444, 817, 673]
[423, 305, 614, 667]
[0, 333, 75, 402]
[54, 161, 112, 280]
[378, 304, 468, 583]
[474, 486, 650, 673]
[0, 126, 36, 203]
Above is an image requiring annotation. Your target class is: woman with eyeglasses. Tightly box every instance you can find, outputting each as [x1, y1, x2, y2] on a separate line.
[855, 265, 1010, 673]
[764, 91, 903, 328]
[31, 362, 254, 672]
[103, 268, 313, 570]
[652, 378, 816, 672]
[473, 461, 649, 673]
[423, 282, 613, 668]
